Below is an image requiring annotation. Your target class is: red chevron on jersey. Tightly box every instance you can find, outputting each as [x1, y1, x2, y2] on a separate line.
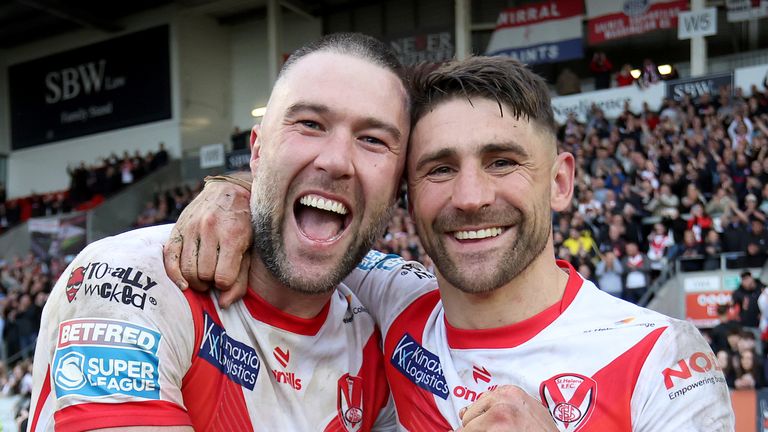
[274, 346, 290, 368]
[472, 366, 491, 384]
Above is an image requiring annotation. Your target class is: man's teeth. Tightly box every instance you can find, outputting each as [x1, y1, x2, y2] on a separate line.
[299, 195, 348, 215]
[454, 227, 503, 240]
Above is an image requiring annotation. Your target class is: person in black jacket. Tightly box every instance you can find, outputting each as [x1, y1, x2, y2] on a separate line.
[732, 271, 764, 329]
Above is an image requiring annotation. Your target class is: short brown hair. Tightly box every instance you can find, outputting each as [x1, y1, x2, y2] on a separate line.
[281, 32, 407, 85]
[410, 56, 556, 137]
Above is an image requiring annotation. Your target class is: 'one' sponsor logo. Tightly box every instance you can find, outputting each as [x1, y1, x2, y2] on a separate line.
[53, 318, 162, 400]
[390, 333, 449, 399]
[199, 312, 260, 390]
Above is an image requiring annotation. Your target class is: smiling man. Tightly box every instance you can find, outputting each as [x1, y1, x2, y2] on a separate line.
[168, 57, 734, 431]
[28, 33, 409, 431]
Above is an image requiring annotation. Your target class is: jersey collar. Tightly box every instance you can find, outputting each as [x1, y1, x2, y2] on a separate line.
[444, 260, 583, 349]
[242, 288, 331, 336]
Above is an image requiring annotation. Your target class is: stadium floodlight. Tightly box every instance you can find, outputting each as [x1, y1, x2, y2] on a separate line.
[657, 64, 673, 75]
[630, 69, 642, 79]
[251, 106, 267, 118]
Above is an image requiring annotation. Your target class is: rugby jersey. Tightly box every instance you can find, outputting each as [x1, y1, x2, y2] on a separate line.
[29, 225, 393, 432]
[345, 251, 734, 431]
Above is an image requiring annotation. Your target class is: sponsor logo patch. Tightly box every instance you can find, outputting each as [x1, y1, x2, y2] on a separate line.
[271, 346, 302, 390]
[65, 267, 86, 302]
[357, 251, 404, 271]
[199, 312, 260, 390]
[662, 351, 726, 399]
[472, 365, 491, 384]
[64, 262, 158, 309]
[390, 333, 449, 399]
[540, 373, 596, 431]
[342, 294, 370, 324]
[337, 373, 364, 432]
[53, 318, 162, 400]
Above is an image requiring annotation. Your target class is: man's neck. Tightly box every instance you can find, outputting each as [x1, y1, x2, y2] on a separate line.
[439, 252, 570, 330]
[248, 257, 333, 319]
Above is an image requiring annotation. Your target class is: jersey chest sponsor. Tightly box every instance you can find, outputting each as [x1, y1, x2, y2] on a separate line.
[199, 312, 261, 390]
[53, 318, 162, 400]
[65, 262, 158, 310]
[390, 333, 449, 399]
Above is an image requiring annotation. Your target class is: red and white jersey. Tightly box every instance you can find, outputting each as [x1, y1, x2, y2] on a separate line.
[345, 251, 734, 432]
[29, 225, 393, 432]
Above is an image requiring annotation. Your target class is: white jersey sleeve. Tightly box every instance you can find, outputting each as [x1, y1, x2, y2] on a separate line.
[631, 319, 734, 431]
[343, 250, 438, 332]
[29, 225, 196, 432]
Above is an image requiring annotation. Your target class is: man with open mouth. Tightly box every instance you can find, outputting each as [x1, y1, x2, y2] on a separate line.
[165, 57, 734, 430]
[29, 33, 413, 431]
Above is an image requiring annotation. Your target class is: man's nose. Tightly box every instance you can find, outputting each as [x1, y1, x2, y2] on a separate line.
[313, 132, 355, 179]
[451, 167, 494, 213]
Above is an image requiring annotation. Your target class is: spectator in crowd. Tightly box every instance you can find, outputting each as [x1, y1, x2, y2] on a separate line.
[734, 349, 764, 389]
[716, 350, 736, 388]
[589, 51, 613, 90]
[622, 242, 651, 304]
[732, 271, 764, 330]
[638, 58, 660, 88]
[703, 230, 723, 270]
[647, 223, 675, 271]
[595, 251, 623, 297]
[711, 304, 742, 354]
[616, 64, 635, 87]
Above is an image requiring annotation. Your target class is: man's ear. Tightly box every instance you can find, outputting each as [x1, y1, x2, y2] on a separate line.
[551, 152, 575, 212]
[250, 124, 261, 173]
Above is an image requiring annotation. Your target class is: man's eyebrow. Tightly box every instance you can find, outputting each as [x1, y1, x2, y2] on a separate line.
[415, 148, 457, 172]
[481, 142, 530, 159]
[414, 141, 530, 172]
[285, 102, 330, 117]
[360, 117, 402, 142]
[285, 103, 402, 142]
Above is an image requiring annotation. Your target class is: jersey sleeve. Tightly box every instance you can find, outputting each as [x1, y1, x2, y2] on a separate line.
[29, 225, 196, 432]
[342, 250, 438, 333]
[630, 319, 735, 432]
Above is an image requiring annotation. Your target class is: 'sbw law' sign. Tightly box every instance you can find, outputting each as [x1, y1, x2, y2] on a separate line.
[9, 26, 172, 150]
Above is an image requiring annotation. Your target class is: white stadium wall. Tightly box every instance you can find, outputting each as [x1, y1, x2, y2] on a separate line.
[230, 12, 321, 132]
[175, 13, 232, 155]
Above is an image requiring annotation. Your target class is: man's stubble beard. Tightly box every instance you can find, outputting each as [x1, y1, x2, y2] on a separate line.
[420, 202, 551, 294]
[250, 164, 395, 295]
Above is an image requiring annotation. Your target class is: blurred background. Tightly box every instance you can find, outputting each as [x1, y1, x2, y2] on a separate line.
[0, 0, 767, 430]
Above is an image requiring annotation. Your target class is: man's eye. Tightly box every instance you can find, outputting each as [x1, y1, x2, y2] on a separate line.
[360, 136, 386, 146]
[298, 120, 321, 130]
[489, 159, 515, 169]
[428, 166, 453, 176]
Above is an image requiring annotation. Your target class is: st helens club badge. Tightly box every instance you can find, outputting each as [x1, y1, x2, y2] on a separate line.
[337, 373, 364, 431]
[539, 373, 596, 431]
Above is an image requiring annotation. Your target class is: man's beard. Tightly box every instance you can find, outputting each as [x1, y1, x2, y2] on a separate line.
[421, 203, 550, 294]
[250, 166, 394, 294]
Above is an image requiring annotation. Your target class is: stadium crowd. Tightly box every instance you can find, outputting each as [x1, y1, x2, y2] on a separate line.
[0, 143, 169, 235]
